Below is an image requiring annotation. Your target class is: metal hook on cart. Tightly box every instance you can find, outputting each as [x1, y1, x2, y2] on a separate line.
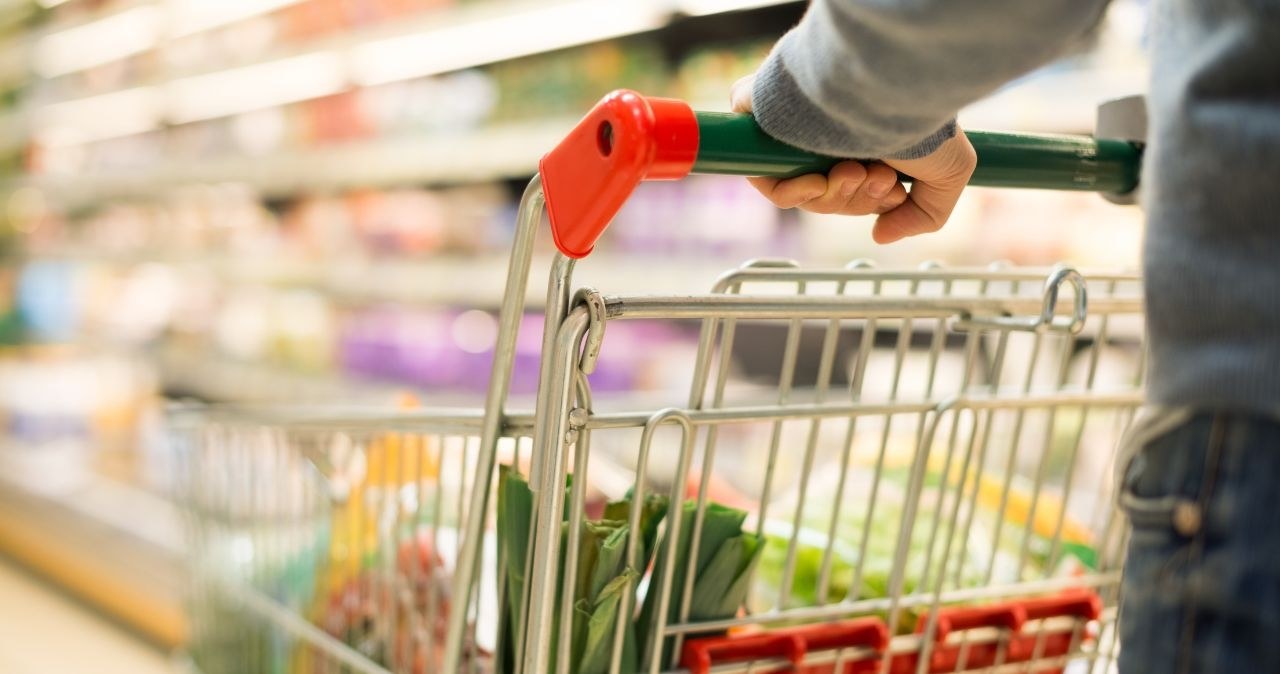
[955, 264, 1088, 334]
[573, 287, 607, 375]
[1040, 265, 1089, 333]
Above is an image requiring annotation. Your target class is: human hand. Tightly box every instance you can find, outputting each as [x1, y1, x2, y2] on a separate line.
[731, 74, 977, 243]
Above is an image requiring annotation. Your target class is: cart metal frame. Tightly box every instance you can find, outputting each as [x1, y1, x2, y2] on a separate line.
[180, 92, 1147, 674]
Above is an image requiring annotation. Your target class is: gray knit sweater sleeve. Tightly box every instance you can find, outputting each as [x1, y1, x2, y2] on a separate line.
[752, 0, 1113, 159]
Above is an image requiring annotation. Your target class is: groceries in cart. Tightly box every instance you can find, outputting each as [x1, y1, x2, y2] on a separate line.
[491, 436, 1108, 673]
[752, 455, 1098, 617]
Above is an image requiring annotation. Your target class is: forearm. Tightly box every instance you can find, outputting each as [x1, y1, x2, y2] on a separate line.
[753, 0, 1112, 158]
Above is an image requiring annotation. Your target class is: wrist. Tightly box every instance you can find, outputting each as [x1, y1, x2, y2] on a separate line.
[885, 120, 959, 160]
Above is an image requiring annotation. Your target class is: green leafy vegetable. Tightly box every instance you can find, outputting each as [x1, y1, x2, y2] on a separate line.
[637, 501, 763, 668]
[750, 464, 1096, 634]
[573, 569, 641, 674]
[497, 467, 669, 674]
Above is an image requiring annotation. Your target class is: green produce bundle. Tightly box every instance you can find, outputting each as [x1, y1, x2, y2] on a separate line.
[636, 501, 763, 668]
[496, 467, 669, 674]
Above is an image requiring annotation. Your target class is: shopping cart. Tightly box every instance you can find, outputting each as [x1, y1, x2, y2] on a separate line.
[176, 90, 1147, 674]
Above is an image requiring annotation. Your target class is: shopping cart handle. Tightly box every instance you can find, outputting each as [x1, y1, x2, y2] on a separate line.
[693, 111, 1142, 194]
[539, 90, 1143, 259]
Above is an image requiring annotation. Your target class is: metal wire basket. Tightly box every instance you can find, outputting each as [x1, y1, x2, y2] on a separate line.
[176, 91, 1146, 674]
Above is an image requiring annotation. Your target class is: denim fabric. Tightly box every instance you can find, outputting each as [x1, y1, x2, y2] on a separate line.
[1118, 412, 1280, 673]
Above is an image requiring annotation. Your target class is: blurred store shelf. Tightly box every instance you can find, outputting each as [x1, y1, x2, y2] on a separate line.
[36, 0, 794, 80]
[0, 0, 35, 30]
[156, 341, 438, 405]
[0, 109, 23, 154]
[0, 36, 29, 87]
[25, 117, 573, 205]
[960, 66, 1148, 134]
[23, 0, 799, 143]
[25, 248, 737, 307]
[9, 0, 1150, 207]
[0, 459, 187, 649]
[0, 558, 180, 674]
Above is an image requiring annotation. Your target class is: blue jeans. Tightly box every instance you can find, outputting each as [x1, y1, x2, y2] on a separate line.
[1118, 412, 1280, 673]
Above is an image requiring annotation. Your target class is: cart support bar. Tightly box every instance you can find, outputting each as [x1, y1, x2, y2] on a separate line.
[540, 90, 1143, 260]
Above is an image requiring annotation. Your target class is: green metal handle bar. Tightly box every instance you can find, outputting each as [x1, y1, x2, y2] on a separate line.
[539, 92, 1146, 258]
[691, 111, 1142, 194]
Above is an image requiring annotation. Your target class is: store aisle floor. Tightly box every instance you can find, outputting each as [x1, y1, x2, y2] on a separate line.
[0, 557, 180, 674]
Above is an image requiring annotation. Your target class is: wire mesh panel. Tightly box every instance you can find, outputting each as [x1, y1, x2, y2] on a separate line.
[179, 260, 1144, 674]
[507, 261, 1144, 674]
[175, 409, 521, 674]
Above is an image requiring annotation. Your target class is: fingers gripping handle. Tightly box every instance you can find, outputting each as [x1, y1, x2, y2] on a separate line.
[540, 89, 1144, 259]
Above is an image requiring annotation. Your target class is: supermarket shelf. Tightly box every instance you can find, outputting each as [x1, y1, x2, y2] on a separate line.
[254, 251, 734, 307]
[28, 0, 798, 138]
[959, 65, 1148, 133]
[27, 248, 739, 307]
[0, 109, 23, 153]
[0, 32, 30, 88]
[41, 0, 794, 79]
[155, 344, 718, 415]
[25, 116, 574, 204]
[0, 0, 35, 32]
[156, 341, 460, 405]
[33, 0, 154, 37]
[0, 558, 179, 674]
[15, 1, 1146, 201]
[0, 457, 187, 649]
[36, 0, 302, 65]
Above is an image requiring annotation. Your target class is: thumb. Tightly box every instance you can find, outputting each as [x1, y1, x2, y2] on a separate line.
[870, 184, 956, 243]
[873, 133, 977, 243]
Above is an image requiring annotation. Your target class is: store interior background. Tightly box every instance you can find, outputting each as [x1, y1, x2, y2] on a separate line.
[0, 0, 1148, 669]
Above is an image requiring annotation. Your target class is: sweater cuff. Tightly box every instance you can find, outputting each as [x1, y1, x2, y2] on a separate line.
[886, 119, 958, 160]
[751, 48, 958, 160]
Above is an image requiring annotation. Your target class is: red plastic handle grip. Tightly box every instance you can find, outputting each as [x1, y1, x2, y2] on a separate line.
[681, 619, 891, 674]
[924, 604, 1027, 643]
[1019, 589, 1103, 622]
[794, 619, 891, 674]
[798, 619, 891, 654]
[910, 605, 1026, 674]
[1007, 589, 1103, 669]
[539, 90, 698, 258]
[910, 590, 1103, 674]
[681, 633, 805, 674]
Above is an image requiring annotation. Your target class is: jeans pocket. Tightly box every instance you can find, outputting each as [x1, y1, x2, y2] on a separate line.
[1119, 489, 1205, 539]
[1117, 420, 1210, 539]
[1119, 489, 1180, 528]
